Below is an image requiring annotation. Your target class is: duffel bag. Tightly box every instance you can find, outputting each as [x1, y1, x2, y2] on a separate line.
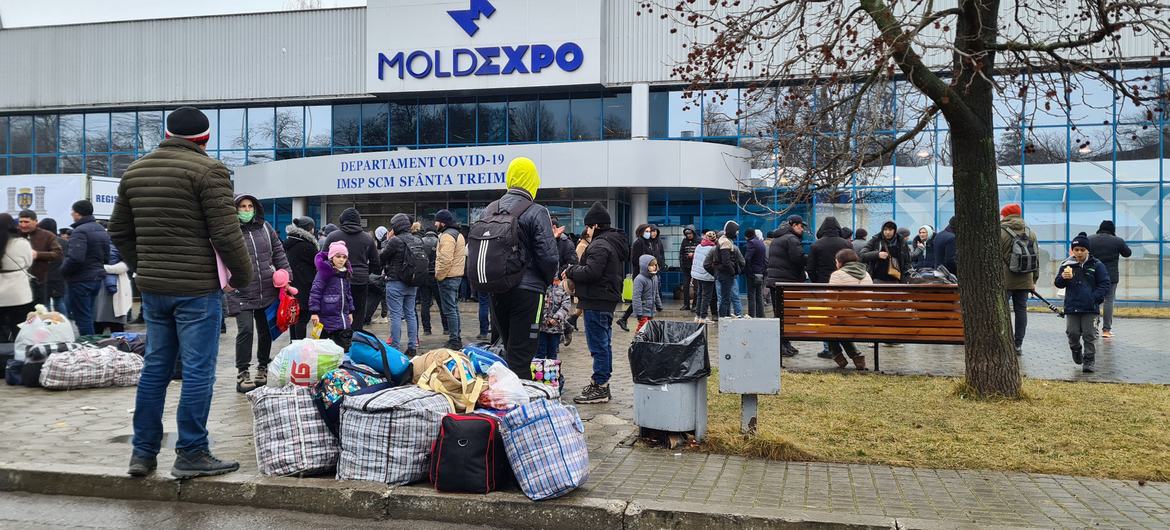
[501, 399, 588, 500]
[429, 413, 513, 493]
[336, 386, 448, 485]
[5, 359, 45, 387]
[25, 342, 84, 362]
[248, 384, 339, 477]
[411, 349, 484, 414]
[39, 346, 145, 390]
[347, 330, 411, 385]
[311, 362, 394, 437]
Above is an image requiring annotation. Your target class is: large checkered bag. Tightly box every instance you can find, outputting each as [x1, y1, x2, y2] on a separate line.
[39, 346, 144, 390]
[500, 399, 588, 500]
[248, 384, 339, 477]
[336, 385, 448, 485]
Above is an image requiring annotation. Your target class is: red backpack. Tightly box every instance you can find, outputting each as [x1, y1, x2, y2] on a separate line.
[275, 290, 300, 333]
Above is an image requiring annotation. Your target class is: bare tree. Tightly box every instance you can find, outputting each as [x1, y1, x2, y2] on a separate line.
[644, 0, 1170, 398]
[285, 0, 323, 10]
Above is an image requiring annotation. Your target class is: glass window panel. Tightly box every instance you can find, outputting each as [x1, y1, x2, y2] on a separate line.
[999, 185, 1023, 209]
[1022, 185, 1067, 241]
[390, 101, 417, 147]
[418, 100, 447, 145]
[1022, 127, 1068, 184]
[570, 95, 601, 141]
[1116, 68, 1162, 125]
[1069, 125, 1113, 182]
[34, 115, 58, 154]
[1068, 184, 1112, 238]
[305, 106, 331, 147]
[1067, 73, 1115, 126]
[61, 155, 83, 173]
[701, 90, 737, 137]
[648, 91, 668, 139]
[539, 97, 570, 141]
[1115, 121, 1161, 167]
[247, 150, 274, 165]
[855, 188, 894, 233]
[448, 99, 476, 145]
[10, 116, 33, 154]
[275, 106, 304, 149]
[478, 98, 507, 144]
[108, 112, 135, 152]
[219, 151, 245, 168]
[1165, 188, 1170, 240]
[994, 128, 1025, 185]
[84, 114, 109, 153]
[602, 92, 632, 140]
[1117, 243, 1160, 300]
[11, 157, 32, 174]
[247, 107, 274, 150]
[1033, 242, 1067, 299]
[361, 103, 388, 147]
[136, 111, 164, 152]
[894, 188, 935, 231]
[1115, 184, 1159, 241]
[35, 156, 57, 174]
[332, 104, 361, 147]
[0, 158, 7, 175]
[892, 130, 936, 186]
[218, 109, 246, 150]
[666, 91, 703, 138]
[305, 148, 331, 158]
[276, 150, 303, 161]
[85, 154, 108, 176]
[111, 154, 135, 178]
[937, 187, 955, 226]
[1022, 74, 1068, 127]
[508, 97, 538, 143]
[0, 116, 7, 154]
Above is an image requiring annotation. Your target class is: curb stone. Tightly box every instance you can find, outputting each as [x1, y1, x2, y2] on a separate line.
[0, 463, 1046, 529]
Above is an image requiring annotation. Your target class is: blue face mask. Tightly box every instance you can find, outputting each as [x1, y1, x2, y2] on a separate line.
[643, 232, 652, 240]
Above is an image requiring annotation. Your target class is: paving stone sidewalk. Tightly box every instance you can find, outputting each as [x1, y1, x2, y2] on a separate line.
[1, 303, 1167, 529]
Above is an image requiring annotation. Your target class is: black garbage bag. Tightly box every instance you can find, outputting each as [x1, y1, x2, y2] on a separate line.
[628, 320, 710, 385]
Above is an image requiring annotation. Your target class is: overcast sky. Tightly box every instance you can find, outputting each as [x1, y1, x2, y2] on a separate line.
[0, 0, 365, 28]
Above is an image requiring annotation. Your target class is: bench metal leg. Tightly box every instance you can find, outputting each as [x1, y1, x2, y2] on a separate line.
[873, 342, 880, 372]
[741, 394, 758, 435]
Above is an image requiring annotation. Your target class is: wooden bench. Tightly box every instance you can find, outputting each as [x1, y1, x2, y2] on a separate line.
[774, 283, 965, 371]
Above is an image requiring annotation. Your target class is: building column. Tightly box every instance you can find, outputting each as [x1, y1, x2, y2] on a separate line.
[291, 197, 308, 221]
[630, 187, 649, 241]
[631, 83, 650, 140]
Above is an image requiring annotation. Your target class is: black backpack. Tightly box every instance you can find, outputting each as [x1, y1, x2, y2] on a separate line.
[467, 197, 535, 293]
[399, 235, 430, 287]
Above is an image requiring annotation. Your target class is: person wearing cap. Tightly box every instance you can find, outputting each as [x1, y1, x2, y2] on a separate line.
[1056, 232, 1111, 373]
[998, 203, 1038, 355]
[110, 106, 255, 480]
[1087, 220, 1131, 338]
[16, 209, 63, 306]
[434, 209, 466, 350]
[478, 157, 559, 379]
[60, 199, 111, 336]
[564, 202, 629, 404]
[323, 208, 380, 331]
[767, 215, 807, 356]
[284, 217, 319, 340]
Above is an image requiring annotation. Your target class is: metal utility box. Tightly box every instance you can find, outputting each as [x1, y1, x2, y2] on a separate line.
[718, 318, 781, 394]
[632, 378, 708, 442]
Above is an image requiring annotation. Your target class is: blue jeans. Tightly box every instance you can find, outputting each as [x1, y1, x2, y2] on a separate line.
[536, 331, 561, 359]
[477, 291, 491, 336]
[386, 280, 418, 350]
[716, 273, 737, 318]
[584, 310, 613, 385]
[438, 277, 462, 344]
[730, 276, 743, 316]
[132, 290, 223, 458]
[66, 279, 102, 336]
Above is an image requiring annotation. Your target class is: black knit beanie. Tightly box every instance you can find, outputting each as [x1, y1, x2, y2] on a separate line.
[584, 202, 611, 226]
[166, 107, 211, 144]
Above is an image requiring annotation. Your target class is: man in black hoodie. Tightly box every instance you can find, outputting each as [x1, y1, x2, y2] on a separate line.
[767, 215, 807, 356]
[861, 220, 909, 284]
[1087, 220, 1131, 338]
[324, 208, 381, 331]
[565, 202, 629, 404]
[678, 225, 698, 311]
[618, 223, 664, 331]
[806, 217, 852, 284]
[934, 216, 958, 275]
[283, 217, 319, 340]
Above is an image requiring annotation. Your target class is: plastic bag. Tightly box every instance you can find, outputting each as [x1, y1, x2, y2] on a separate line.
[463, 343, 507, 376]
[477, 362, 529, 411]
[627, 320, 710, 385]
[15, 307, 77, 361]
[267, 339, 344, 387]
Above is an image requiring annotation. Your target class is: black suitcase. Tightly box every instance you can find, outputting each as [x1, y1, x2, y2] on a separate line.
[428, 413, 513, 493]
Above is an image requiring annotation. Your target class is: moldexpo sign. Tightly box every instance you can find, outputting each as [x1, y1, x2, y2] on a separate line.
[366, 0, 602, 93]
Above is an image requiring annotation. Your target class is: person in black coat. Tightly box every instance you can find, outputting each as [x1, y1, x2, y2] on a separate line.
[619, 223, 664, 331]
[934, 217, 958, 275]
[860, 220, 910, 283]
[806, 217, 852, 284]
[324, 208, 381, 331]
[551, 216, 579, 271]
[283, 217, 319, 340]
[1087, 220, 1131, 337]
[678, 225, 699, 310]
[766, 215, 807, 356]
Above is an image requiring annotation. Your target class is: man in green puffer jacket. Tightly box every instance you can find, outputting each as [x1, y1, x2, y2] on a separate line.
[109, 107, 254, 481]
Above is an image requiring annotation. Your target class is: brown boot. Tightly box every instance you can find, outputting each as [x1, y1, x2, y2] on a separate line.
[832, 353, 848, 368]
[850, 355, 868, 371]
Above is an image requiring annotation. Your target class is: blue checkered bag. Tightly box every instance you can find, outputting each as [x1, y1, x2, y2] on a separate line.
[500, 399, 588, 500]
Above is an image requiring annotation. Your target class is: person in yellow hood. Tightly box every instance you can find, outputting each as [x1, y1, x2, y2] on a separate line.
[470, 156, 559, 379]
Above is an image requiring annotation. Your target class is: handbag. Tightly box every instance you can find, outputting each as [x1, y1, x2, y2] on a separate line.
[883, 242, 902, 281]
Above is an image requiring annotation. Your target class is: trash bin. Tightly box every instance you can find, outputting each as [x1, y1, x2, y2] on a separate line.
[628, 320, 711, 441]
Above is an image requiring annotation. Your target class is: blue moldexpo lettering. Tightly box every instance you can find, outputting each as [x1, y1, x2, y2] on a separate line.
[501, 45, 530, 74]
[378, 52, 404, 80]
[406, 50, 433, 79]
[475, 47, 500, 76]
[530, 45, 555, 73]
[453, 48, 478, 77]
[557, 42, 584, 72]
[433, 49, 452, 78]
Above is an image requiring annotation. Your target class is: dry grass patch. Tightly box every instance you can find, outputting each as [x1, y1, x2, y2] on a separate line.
[1027, 306, 1170, 319]
[705, 372, 1170, 481]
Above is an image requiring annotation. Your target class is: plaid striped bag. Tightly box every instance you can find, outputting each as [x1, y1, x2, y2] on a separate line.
[248, 385, 339, 477]
[39, 346, 144, 390]
[500, 399, 589, 500]
[336, 386, 448, 485]
[24, 342, 84, 362]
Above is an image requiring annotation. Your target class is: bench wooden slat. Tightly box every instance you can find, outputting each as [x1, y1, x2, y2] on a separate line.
[782, 300, 960, 311]
[783, 310, 963, 320]
[782, 291, 960, 302]
[783, 316, 965, 328]
[783, 332, 965, 345]
[784, 324, 965, 337]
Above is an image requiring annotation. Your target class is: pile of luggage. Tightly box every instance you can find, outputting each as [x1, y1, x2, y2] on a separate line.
[2, 306, 145, 390]
[249, 330, 587, 501]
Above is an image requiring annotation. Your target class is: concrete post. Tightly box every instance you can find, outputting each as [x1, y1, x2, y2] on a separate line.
[630, 187, 648, 240]
[291, 197, 307, 220]
[631, 83, 650, 140]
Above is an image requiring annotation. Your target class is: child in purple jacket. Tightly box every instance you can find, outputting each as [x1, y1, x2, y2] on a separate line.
[310, 241, 355, 346]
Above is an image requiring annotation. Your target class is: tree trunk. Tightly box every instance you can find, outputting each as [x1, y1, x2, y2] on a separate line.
[947, 0, 1022, 398]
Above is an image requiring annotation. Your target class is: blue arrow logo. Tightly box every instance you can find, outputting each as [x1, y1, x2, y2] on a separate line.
[448, 0, 496, 37]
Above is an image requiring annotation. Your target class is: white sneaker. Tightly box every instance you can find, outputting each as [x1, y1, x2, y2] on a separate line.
[742, 314, 753, 319]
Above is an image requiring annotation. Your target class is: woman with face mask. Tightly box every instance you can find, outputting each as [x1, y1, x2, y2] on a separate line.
[618, 223, 661, 332]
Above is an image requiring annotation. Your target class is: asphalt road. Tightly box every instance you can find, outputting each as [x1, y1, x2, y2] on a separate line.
[0, 492, 501, 530]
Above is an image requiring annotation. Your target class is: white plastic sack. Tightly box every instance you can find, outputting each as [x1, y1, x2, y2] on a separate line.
[15, 313, 77, 361]
[476, 362, 529, 411]
[267, 339, 344, 387]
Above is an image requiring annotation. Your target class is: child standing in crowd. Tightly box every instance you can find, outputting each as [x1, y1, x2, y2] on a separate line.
[1055, 232, 1111, 373]
[536, 275, 573, 359]
[310, 241, 355, 347]
[632, 255, 664, 333]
